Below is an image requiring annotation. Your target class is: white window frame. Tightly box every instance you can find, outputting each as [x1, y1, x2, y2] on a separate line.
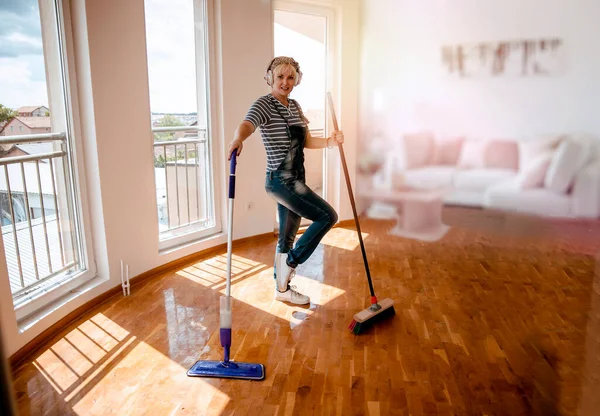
[147, 0, 223, 252]
[7, 0, 98, 322]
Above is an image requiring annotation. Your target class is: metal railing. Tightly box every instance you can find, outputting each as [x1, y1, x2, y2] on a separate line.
[152, 126, 325, 239]
[0, 133, 79, 298]
[152, 126, 210, 238]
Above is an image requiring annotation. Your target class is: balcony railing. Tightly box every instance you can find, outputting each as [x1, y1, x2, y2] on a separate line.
[152, 126, 325, 240]
[0, 133, 80, 300]
[152, 126, 212, 240]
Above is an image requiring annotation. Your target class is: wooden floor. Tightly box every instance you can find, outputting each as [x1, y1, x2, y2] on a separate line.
[10, 207, 600, 415]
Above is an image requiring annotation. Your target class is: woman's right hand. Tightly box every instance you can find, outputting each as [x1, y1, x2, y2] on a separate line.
[228, 139, 243, 160]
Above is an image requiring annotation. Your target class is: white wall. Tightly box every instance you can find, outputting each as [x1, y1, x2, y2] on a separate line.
[359, 0, 600, 154]
[0, 0, 360, 358]
[219, 0, 275, 238]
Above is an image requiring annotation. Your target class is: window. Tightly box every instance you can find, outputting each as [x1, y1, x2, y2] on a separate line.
[0, 0, 96, 320]
[144, 0, 220, 250]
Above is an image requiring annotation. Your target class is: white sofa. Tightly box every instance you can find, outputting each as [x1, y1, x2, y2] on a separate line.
[370, 132, 600, 219]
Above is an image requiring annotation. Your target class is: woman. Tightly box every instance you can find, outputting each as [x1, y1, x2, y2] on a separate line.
[228, 56, 344, 305]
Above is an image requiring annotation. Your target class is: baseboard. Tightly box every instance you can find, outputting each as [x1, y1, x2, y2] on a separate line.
[9, 230, 275, 372]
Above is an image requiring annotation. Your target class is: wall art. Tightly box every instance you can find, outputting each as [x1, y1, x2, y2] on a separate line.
[442, 38, 565, 78]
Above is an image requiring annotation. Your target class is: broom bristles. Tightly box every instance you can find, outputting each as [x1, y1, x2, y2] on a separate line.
[349, 298, 395, 334]
[349, 306, 395, 334]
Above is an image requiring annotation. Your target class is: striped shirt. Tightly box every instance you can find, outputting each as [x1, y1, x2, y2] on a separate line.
[244, 94, 309, 171]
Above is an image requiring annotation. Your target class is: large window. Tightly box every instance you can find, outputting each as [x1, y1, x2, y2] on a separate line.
[0, 0, 95, 319]
[144, 0, 219, 250]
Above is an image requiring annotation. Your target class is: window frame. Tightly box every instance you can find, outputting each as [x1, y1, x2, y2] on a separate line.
[146, 0, 223, 252]
[6, 0, 98, 322]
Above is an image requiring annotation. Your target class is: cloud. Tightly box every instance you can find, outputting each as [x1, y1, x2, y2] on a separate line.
[0, 0, 38, 15]
[0, 38, 42, 58]
[0, 0, 43, 58]
[144, 0, 199, 113]
[0, 0, 47, 109]
[0, 58, 48, 108]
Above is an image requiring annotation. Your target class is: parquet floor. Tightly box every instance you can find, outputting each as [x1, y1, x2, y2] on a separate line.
[10, 206, 600, 415]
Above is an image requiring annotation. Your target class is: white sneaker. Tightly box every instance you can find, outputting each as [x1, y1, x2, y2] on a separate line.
[275, 253, 295, 292]
[275, 285, 310, 305]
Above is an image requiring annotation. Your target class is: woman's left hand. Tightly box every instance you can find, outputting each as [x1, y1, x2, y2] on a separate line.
[331, 130, 344, 145]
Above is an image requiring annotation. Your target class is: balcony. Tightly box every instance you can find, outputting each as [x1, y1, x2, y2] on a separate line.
[0, 133, 81, 308]
[153, 126, 215, 244]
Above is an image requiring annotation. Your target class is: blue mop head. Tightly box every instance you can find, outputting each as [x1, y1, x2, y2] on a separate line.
[187, 328, 265, 380]
[187, 360, 265, 380]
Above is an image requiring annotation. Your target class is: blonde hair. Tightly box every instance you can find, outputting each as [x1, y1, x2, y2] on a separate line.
[265, 56, 303, 86]
[272, 63, 298, 81]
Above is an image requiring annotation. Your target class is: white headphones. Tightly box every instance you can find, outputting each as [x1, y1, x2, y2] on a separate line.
[265, 56, 303, 87]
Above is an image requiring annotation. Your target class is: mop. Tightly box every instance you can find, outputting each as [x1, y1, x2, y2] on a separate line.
[187, 151, 265, 380]
[327, 92, 395, 335]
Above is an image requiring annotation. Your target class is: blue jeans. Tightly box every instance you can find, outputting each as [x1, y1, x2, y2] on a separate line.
[265, 170, 338, 279]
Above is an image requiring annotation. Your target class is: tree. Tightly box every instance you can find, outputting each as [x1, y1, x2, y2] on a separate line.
[154, 114, 185, 142]
[0, 105, 17, 124]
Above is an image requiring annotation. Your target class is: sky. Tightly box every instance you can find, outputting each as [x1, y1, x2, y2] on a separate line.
[0, 0, 202, 114]
[0, 0, 327, 116]
[144, 0, 199, 114]
[0, 0, 49, 110]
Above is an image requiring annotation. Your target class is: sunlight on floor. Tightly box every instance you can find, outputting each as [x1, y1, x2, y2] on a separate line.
[33, 314, 130, 394]
[319, 227, 369, 251]
[31, 312, 230, 413]
[28, 248, 350, 413]
[176, 254, 266, 289]
[175, 251, 347, 329]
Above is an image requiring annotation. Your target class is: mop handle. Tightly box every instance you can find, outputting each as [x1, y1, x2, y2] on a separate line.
[229, 151, 237, 197]
[226, 151, 237, 297]
[327, 92, 377, 301]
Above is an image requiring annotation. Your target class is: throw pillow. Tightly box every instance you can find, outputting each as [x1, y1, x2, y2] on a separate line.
[457, 139, 488, 169]
[403, 131, 435, 169]
[485, 139, 519, 170]
[518, 135, 563, 171]
[516, 151, 553, 189]
[544, 138, 590, 193]
[431, 136, 465, 165]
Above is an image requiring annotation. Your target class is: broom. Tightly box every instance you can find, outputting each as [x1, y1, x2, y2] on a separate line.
[327, 92, 395, 335]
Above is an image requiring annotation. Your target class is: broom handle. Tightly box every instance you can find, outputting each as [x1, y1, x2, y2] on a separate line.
[327, 92, 377, 301]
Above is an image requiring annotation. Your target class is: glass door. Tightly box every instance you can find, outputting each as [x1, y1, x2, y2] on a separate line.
[273, 6, 329, 227]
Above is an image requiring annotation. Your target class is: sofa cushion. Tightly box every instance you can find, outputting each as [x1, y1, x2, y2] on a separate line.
[484, 139, 519, 170]
[544, 138, 590, 193]
[452, 169, 517, 191]
[457, 139, 487, 168]
[484, 180, 571, 217]
[403, 131, 434, 169]
[431, 136, 464, 165]
[516, 151, 553, 189]
[518, 135, 563, 171]
[402, 166, 456, 189]
[443, 190, 485, 207]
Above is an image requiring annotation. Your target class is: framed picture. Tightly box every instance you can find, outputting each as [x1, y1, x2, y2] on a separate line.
[442, 38, 565, 78]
